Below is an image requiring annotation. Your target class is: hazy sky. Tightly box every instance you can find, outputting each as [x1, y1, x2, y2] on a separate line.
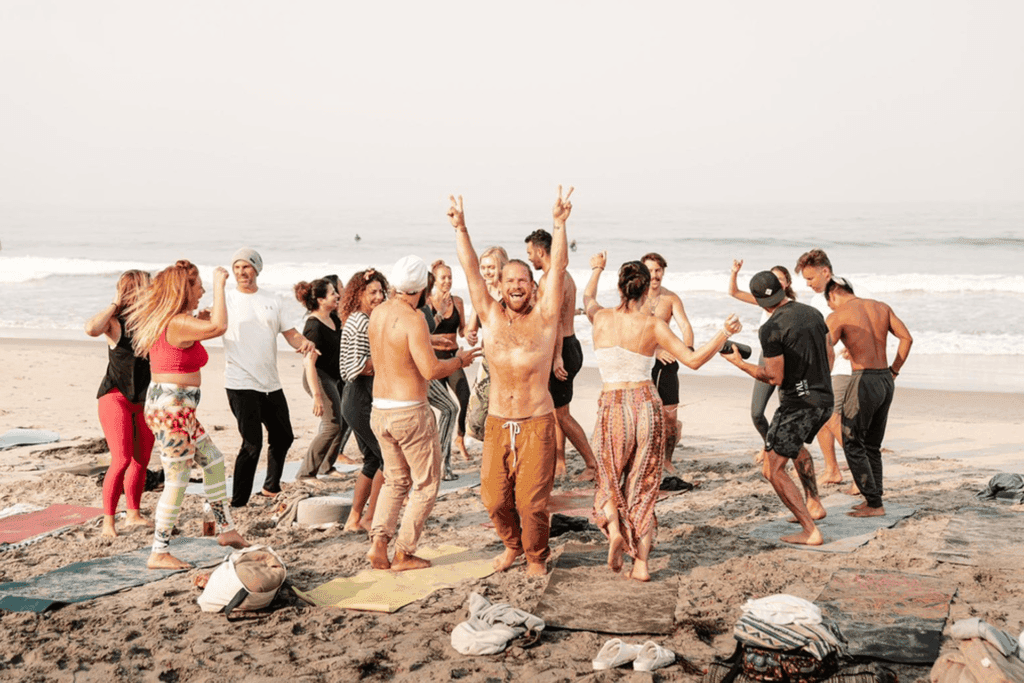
[2, 1, 1022, 208]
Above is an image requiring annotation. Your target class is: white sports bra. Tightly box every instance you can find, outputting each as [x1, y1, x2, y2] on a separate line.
[595, 346, 656, 383]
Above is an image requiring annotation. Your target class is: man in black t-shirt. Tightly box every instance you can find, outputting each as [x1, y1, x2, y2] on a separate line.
[724, 271, 834, 546]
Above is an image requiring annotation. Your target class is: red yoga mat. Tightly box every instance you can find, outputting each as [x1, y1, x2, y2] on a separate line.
[0, 505, 104, 545]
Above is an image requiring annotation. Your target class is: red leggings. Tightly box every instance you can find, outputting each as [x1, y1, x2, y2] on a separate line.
[99, 389, 155, 515]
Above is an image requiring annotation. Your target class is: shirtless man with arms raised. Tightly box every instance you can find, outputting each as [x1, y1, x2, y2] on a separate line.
[450, 187, 572, 577]
[365, 255, 481, 571]
[641, 253, 694, 471]
[525, 229, 598, 481]
[825, 277, 912, 518]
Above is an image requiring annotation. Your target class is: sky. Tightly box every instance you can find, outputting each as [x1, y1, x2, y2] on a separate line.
[1, 1, 1022, 209]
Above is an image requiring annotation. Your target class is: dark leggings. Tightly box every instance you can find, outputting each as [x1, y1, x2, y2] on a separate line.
[750, 355, 776, 440]
[437, 349, 470, 436]
[341, 375, 383, 479]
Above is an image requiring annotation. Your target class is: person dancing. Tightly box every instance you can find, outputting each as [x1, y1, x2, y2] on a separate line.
[427, 259, 472, 461]
[126, 260, 248, 569]
[584, 252, 740, 580]
[85, 269, 155, 537]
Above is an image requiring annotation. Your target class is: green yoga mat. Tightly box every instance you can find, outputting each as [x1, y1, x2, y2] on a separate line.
[0, 537, 228, 613]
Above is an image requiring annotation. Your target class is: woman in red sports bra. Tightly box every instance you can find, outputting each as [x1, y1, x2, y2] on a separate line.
[127, 259, 249, 571]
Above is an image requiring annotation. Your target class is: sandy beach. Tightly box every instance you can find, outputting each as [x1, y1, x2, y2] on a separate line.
[0, 336, 1022, 682]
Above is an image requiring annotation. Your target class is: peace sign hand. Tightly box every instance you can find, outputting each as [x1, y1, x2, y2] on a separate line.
[447, 195, 466, 231]
[552, 185, 574, 227]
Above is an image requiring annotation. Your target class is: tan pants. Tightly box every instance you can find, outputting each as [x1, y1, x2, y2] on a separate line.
[369, 403, 441, 554]
[481, 413, 556, 564]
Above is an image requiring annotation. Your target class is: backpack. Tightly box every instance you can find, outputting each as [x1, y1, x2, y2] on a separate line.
[197, 545, 287, 619]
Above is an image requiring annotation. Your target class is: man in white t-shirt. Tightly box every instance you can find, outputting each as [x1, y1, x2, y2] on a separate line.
[224, 247, 315, 507]
[796, 248, 848, 486]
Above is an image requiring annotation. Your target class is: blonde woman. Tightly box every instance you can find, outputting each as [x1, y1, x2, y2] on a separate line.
[465, 246, 508, 442]
[127, 260, 248, 570]
[84, 269, 155, 538]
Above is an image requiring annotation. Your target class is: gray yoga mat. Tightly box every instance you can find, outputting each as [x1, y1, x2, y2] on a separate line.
[328, 469, 482, 504]
[815, 569, 953, 664]
[0, 428, 59, 451]
[0, 537, 227, 613]
[534, 543, 677, 635]
[931, 505, 1024, 569]
[746, 498, 915, 553]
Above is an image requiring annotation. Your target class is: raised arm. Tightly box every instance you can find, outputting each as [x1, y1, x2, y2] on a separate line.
[655, 314, 741, 370]
[168, 267, 229, 344]
[728, 259, 757, 306]
[887, 306, 913, 377]
[539, 185, 571, 321]
[583, 250, 607, 322]
[84, 291, 123, 344]
[449, 195, 498, 326]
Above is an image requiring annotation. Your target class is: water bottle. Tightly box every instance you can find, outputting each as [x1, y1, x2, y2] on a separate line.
[202, 502, 216, 536]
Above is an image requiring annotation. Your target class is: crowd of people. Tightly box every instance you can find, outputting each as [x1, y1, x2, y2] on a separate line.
[86, 186, 913, 579]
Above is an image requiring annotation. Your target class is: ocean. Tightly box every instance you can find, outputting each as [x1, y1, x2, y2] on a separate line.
[2, 201, 1022, 393]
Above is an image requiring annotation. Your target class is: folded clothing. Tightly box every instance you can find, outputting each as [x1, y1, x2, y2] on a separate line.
[949, 617, 1022, 661]
[451, 592, 545, 655]
[742, 593, 822, 626]
[735, 614, 847, 660]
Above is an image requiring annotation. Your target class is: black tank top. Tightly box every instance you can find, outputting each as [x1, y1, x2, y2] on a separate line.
[431, 301, 461, 335]
[96, 317, 151, 404]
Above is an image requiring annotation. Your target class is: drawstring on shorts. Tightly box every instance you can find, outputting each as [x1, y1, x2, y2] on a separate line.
[502, 420, 522, 469]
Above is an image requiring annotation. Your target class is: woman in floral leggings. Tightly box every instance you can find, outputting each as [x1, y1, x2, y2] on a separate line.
[126, 260, 248, 570]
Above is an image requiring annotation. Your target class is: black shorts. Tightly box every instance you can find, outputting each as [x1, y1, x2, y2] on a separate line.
[765, 403, 832, 459]
[549, 334, 583, 408]
[651, 358, 680, 406]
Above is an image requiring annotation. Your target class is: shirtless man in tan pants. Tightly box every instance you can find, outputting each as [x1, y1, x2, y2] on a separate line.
[365, 255, 480, 571]
[825, 276, 913, 518]
[450, 187, 572, 577]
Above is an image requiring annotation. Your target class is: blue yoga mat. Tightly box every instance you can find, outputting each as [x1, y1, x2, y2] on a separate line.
[0, 537, 228, 613]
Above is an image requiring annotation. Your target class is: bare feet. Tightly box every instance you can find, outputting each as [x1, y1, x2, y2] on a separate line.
[260, 489, 279, 499]
[574, 467, 596, 483]
[147, 552, 193, 570]
[123, 511, 154, 529]
[843, 483, 861, 496]
[391, 550, 431, 571]
[367, 536, 391, 569]
[780, 527, 824, 546]
[818, 470, 843, 486]
[525, 560, 547, 577]
[101, 515, 118, 538]
[847, 506, 885, 518]
[662, 459, 677, 474]
[342, 513, 363, 533]
[851, 501, 869, 510]
[217, 530, 249, 549]
[607, 534, 625, 573]
[786, 500, 827, 523]
[492, 547, 522, 572]
[628, 561, 650, 582]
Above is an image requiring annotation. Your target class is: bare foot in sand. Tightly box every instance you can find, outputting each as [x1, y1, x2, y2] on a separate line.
[454, 435, 470, 461]
[607, 534, 625, 573]
[787, 500, 827, 523]
[818, 470, 843, 486]
[847, 506, 885, 517]
[101, 515, 118, 538]
[124, 511, 154, 530]
[780, 527, 823, 546]
[662, 459, 677, 474]
[367, 536, 391, 569]
[628, 561, 651, 582]
[217, 530, 249, 549]
[260, 489, 279, 499]
[574, 467, 596, 483]
[492, 547, 522, 572]
[147, 552, 194, 570]
[342, 512, 364, 533]
[851, 501, 869, 510]
[391, 550, 431, 571]
[843, 483, 860, 496]
[526, 560, 547, 577]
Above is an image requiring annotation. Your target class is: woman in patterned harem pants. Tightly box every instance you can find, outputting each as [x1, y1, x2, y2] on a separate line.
[583, 254, 742, 581]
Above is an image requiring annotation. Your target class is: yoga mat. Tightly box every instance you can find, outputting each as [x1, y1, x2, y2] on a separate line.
[931, 506, 1024, 569]
[185, 459, 361, 496]
[746, 498, 915, 553]
[0, 504, 104, 546]
[0, 428, 59, 451]
[815, 569, 954, 664]
[545, 488, 685, 522]
[293, 544, 495, 613]
[0, 537, 228, 613]
[328, 470, 482, 505]
[534, 543, 677, 635]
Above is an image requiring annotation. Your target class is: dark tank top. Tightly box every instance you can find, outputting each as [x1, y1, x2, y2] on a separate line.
[430, 301, 461, 335]
[96, 317, 151, 404]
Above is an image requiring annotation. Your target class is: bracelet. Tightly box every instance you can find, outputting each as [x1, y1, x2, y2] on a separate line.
[592, 266, 604, 271]
[721, 328, 733, 338]
[889, 365, 899, 377]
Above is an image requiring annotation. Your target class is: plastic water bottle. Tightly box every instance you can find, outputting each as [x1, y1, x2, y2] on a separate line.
[202, 502, 216, 536]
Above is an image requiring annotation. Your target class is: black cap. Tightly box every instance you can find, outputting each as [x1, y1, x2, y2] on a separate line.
[750, 270, 786, 308]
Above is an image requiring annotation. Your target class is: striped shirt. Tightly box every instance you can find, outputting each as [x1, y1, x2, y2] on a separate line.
[340, 312, 371, 382]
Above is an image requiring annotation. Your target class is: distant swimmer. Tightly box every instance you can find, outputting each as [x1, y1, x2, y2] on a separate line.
[723, 270, 834, 546]
[451, 186, 573, 577]
[569, 239, 577, 252]
[355, 234, 361, 242]
[825, 276, 912, 518]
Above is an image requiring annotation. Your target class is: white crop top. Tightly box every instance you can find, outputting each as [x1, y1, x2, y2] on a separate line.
[595, 346, 656, 383]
